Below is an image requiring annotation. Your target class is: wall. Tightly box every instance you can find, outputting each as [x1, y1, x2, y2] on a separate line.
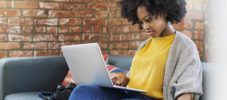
[0, 0, 206, 61]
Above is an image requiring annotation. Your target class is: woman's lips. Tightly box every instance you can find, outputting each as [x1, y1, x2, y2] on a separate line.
[145, 30, 156, 35]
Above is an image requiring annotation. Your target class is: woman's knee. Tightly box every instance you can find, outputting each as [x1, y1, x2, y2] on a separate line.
[69, 84, 102, 100]
[72, 84, 100, 94]
[69, 84, 126, 100]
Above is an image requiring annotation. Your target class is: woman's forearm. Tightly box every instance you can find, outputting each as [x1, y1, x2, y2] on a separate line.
[177, 93, 194, 100]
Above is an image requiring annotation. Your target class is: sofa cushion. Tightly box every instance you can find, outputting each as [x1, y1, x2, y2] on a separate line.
[107, 55, 133, 70]
[5, 92, 42, 100]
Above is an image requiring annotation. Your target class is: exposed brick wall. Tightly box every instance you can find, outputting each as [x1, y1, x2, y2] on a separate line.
[0, 0, 206, 61]
[171, 0, 206, 61]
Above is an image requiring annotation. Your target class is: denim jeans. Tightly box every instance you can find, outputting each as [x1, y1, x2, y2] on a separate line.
[69, 84, 158, 100]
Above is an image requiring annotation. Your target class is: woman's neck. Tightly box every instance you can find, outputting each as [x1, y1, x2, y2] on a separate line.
[160, 23, 176, 37]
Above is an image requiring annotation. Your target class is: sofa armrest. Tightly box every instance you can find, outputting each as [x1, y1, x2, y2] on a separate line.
[0, 56, 69, 100]
[107, 55, 133, 70]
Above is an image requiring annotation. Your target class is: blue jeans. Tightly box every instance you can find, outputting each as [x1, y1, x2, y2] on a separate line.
[69, 84, 158, 100]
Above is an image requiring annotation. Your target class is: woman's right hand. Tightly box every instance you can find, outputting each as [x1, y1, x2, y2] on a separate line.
[110, 72, 129, 87]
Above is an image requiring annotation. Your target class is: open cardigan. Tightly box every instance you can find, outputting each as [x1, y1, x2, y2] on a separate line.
[130, 31, 203, 100]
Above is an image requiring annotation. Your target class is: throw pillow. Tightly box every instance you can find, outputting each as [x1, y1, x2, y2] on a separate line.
[107, 65, 128, 73]
[61, 71, 74, 86]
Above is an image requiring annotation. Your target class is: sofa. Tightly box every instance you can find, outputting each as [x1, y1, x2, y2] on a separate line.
[0, 55, 212, 100]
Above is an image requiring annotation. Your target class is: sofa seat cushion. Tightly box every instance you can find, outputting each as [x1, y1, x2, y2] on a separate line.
[5, 92, 42, 100]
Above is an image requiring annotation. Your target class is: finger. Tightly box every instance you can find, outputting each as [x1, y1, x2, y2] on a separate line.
[113, 82, 119, 86]
[110, 74, 118, 79]
[112, 80, 118, 84]
[116, 81, 122, 86]
[116, 80, 120, 84]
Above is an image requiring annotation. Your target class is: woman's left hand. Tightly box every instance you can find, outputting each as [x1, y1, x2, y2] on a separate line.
[110, 72, 129, 87]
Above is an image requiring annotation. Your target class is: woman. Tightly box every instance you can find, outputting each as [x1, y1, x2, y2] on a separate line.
[69, 0, 203, 100]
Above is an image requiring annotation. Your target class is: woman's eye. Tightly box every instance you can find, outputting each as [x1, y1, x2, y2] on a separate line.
[144, 15, 152, 22]
[145, 17, 152, 22]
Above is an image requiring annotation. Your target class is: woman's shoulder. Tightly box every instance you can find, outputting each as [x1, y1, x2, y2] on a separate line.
[174, 31, 197, 50]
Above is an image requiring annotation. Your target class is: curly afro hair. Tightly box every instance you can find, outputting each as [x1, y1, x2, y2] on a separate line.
[119, 0, 186, 26]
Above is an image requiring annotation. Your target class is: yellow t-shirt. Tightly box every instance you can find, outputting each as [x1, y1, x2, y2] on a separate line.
[127, 34, 175, 99]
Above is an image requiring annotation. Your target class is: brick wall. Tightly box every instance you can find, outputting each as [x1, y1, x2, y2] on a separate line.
[0, 0, 206, 61]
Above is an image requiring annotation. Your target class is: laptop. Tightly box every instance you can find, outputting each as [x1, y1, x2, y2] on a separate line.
[61, 43, 145, 93]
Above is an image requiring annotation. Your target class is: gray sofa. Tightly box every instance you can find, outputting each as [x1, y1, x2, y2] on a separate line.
[0, 56, 69, 100]
[0, 55, 210, 100]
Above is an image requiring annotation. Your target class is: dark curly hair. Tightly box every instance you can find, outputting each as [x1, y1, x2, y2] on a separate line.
[119, 0, 186, 29]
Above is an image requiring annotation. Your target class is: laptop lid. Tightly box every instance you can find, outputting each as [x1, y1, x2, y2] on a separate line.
[61, 43, 113, 87]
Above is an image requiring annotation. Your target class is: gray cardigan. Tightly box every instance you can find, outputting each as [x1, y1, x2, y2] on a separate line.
[133, 31, 203, 100]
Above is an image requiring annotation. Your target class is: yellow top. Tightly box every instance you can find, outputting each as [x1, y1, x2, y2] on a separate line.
[127, 34, 175, 99]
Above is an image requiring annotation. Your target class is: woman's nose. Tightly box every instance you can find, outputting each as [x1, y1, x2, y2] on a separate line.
[143, 22, 150, 30]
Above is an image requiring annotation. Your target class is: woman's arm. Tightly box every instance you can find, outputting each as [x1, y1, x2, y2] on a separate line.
[177, 93, 194, 100]
[172, 40, 203, 99]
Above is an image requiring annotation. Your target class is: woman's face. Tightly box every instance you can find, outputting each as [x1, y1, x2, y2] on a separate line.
[137, 6, 168, 38]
